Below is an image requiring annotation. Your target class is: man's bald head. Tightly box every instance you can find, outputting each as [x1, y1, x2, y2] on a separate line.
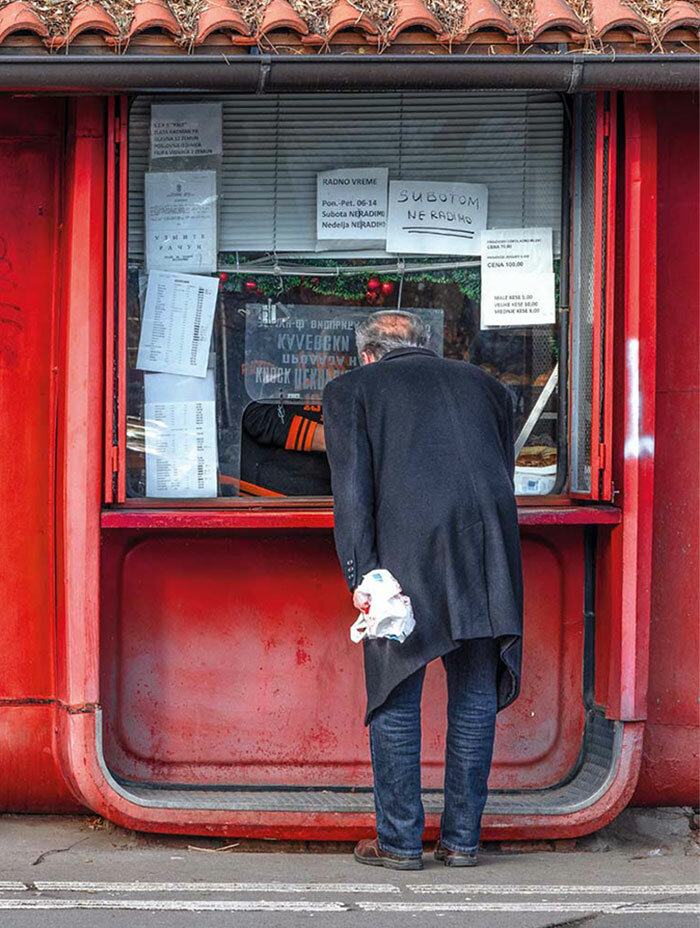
[355, 310, 429, 363]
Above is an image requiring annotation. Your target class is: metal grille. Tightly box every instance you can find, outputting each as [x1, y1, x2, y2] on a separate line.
[569, 95, 597, 494]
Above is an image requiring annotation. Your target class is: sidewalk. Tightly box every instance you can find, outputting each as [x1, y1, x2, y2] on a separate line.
[0, 809, 698, 927]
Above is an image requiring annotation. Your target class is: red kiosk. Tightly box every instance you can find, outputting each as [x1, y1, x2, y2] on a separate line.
[0, 0, 697, 841]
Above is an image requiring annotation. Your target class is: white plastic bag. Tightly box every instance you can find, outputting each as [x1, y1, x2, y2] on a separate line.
[350, 569, 415, 644]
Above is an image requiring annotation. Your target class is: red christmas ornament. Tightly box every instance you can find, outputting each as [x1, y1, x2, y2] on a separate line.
[244, 279, 257, 291]
[367, 277, 381, 292]
[365, 290, 375, 301]
[381, 280, 394, 296]
[311, 277, 320, 285]
[218, 272, 229, 283]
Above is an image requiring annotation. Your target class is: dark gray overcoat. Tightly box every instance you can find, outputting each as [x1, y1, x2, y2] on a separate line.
[323, 346, 523, 725]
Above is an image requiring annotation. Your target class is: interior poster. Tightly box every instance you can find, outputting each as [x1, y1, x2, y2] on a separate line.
[480, 228, 555, 327]
[150, 102, 223, 161]
[386, 181, 488, 256]
[145, 171, 217, 274]
[316, 168, 388, 247]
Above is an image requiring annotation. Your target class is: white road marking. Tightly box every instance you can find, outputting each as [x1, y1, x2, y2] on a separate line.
[33, 880, 400, 895]
[407, 883, 700, 895]
[0, 883, 25, 892]
[0, 899, 697, 915]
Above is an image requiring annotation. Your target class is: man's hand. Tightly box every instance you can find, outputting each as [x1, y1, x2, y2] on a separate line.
[353, 588, 371, 613]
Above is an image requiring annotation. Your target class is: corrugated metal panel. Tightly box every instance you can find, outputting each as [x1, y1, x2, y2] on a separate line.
[128, 92, 563, 260]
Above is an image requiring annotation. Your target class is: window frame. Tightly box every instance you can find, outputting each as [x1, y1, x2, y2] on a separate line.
[104, 91, 616, 511]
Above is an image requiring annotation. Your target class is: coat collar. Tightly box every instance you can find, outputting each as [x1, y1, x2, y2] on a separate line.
[378, 346, 438, 363]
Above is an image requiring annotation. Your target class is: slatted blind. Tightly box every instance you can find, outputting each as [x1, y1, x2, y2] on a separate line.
[128, 92, 563, 260]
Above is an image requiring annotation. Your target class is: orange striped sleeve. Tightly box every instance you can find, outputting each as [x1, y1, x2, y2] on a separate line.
[295, 418, 310, 451]
[285, 415, 304, 450]
[302, 420, 318, 451]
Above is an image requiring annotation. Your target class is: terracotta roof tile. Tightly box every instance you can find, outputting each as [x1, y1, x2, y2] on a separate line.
[532, 0, 585, 38]
[48, 2, 118, 48]
[0, 0, 695, 51]
[459, 0, 514, 35]
[0, 1, 48, 43]
[195, 0, 250, 42]
[389, 0, 444, 39]
[659, 0, 700, 37]
[589, 0, 648, 36]
[259, 0, 309, 35]
[127, 0, 180, 39]
[327, 0, 379, 38]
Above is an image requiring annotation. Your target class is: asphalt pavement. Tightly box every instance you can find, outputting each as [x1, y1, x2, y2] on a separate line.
[0, 812, 698, 928]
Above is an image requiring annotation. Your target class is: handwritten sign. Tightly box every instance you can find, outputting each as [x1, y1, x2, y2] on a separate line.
[386, 181, 488, 256]
[245, 305, 444, 403]
[480, 228, 555, 327]
[150, 103, 222, 160]
[317, 168, 388, 244]
[145, 171, 217, 274]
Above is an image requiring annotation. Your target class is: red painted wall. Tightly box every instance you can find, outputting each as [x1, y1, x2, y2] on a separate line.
[631, 92, 700, 805]
[0, 98, 80, 811]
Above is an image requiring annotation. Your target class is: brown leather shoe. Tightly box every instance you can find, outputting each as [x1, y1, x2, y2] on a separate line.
[434, 839, 478, 867]
[353, 837, 423, 870]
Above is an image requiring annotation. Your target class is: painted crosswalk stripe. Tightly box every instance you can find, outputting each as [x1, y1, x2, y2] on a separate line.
[0, 899, 697, 915]
[0, 883, 25, 892]
[407, 883, 700, 895]
[33, 881, 400, 895]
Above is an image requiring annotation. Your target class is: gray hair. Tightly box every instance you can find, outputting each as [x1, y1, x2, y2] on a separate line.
[355, 310, 429, 361]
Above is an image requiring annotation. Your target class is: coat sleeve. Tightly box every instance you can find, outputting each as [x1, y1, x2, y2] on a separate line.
[323, 377, 378, 591]
[243, 402, 319, 452]
[501, 386, 516, 488]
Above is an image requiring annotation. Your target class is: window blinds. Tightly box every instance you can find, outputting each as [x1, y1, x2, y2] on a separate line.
[128, 92, 563, 261]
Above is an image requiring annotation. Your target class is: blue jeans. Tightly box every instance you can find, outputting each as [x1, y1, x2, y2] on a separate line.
[369, 637, 499, 858]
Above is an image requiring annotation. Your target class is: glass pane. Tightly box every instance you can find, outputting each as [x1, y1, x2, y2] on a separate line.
[124, 93, 568, 502]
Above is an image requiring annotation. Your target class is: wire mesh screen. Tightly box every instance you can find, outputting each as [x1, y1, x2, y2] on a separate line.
[569, 95, 597, 494]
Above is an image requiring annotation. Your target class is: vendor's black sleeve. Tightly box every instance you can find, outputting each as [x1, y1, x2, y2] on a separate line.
[323, 377, 378, 591]
[243, 402, 320, 452]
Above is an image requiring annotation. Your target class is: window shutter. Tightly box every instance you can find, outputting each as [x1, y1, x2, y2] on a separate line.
[128, 92, 563, 261]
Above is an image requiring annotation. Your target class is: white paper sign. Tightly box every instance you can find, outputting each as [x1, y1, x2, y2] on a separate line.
[137, 270, 219, 378]
[150, 103, 222, 160]
[386, 181, 488, 256]
[317, 168, 388, 242]
[144, 396, 218, 499]
[481, 272, 556, 328]
[145, 171, 217, 274]
[481, 228, 552, 275]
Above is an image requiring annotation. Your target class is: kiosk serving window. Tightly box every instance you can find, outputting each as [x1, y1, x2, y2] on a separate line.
[121, 92, 593, 502]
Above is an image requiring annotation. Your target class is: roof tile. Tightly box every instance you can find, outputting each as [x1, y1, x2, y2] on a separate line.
[532, 0, 585, 38]
[195, 0, 250, 42]
[589, 0, 648, 36]
[49, 2, 118, 48]
[389, 0, 444, 39]
[327, 0, 379, 38]
[127, 0, 180, 39]
[459, 0, 515, 35]
[659, 0, 700, 37]
[259, 0, 309, 36]
[0, 1, 49, 43]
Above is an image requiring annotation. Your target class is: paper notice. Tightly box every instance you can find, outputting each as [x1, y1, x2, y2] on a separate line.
[136, 270, 219, 378]
[480, 271, 556, 328]
[481, 228, 552, 275]
[480, 227, 555, 327]
[386, 181, 488, 256]
[144, 395, 218, 499]
[317, 168, 388, 243]
[150, 103, 222, 160]
[145, 171, 217, 274]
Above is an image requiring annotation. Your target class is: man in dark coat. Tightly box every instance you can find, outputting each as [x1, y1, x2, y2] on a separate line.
[323, 310, 523, 871]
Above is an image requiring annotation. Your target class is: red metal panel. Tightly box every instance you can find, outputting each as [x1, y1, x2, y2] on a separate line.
[604, 94, 657, 721]
[633, 91, 699, 805]
[99, 527, 584, 791]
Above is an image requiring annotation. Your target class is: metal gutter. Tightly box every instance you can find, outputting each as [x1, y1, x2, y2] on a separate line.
[0, 53, 697, 93]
